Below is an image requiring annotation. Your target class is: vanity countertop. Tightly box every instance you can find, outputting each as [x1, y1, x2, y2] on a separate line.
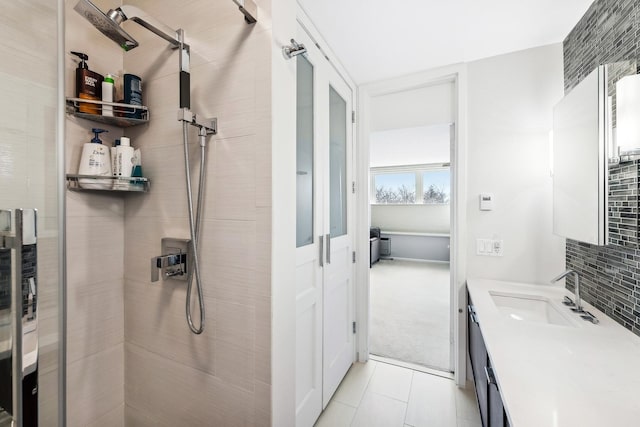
[467, 278, 640, 427]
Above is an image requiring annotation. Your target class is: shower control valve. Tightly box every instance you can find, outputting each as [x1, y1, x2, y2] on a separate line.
[150, 238, 191, 282]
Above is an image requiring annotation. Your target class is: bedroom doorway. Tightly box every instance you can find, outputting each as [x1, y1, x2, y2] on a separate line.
[362, 78, 458, 375]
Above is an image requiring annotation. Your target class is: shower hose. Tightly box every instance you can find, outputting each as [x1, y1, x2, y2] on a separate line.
[182, 121, 206, 334]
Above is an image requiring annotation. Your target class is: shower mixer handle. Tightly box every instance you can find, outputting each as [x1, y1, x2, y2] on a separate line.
[150, 253, 187, 282]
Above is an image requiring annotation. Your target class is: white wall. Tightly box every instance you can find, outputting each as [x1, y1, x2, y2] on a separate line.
[370, 82, 454, 131]
[370, 124, 451, 167]
[371, 205, 450, 233]
[466, 43, 566, 284]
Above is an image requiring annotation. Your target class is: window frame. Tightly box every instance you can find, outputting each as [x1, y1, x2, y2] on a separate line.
[370, 163, 451, 206]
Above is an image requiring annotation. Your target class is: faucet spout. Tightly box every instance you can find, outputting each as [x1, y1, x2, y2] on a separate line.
[551, 269, 583, 312]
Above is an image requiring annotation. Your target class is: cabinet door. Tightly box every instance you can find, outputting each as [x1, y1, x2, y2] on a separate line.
[467, 298, 489, 427]
[486, 363, 505, 427]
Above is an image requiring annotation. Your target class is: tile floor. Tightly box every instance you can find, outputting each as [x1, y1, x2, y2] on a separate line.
[314, 360, 482, 427]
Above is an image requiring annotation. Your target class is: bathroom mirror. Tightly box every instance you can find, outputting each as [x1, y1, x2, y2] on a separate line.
[553, 62, 638, 247]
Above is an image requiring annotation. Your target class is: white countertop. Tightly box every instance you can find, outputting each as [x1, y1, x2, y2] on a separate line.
[467, 278, 640, 427]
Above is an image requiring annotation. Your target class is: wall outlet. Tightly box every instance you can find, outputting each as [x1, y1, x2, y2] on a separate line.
[476, 238, 504, 257]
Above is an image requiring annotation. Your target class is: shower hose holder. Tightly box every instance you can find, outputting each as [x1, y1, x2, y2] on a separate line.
[178, 108, 217, 136]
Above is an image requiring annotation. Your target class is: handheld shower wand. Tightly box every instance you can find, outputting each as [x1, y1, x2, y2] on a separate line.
[74, 0, 225, 334]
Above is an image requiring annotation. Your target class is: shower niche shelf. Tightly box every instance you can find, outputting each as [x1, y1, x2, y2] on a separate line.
[66, 174, 150, 193]
[65, 97, 149, 127]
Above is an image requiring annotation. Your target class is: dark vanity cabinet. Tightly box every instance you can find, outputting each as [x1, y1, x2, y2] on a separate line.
[468, 293, 510, 427]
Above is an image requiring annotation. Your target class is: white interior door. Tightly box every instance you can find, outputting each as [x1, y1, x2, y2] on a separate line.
[295, 25, 355, 427]
[321, 73, 354, 406]
[294, 39, 323, 427]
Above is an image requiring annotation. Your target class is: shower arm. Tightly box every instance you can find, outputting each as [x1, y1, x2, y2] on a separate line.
[109, 6, 182, 48]
[109, 5, 192, 109]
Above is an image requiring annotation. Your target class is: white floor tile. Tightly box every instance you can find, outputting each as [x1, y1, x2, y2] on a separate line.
[314, 401, 357, 427]
[333, 361, 378, 407]
[351, 392, 407, 427]
[405, 371, 456, 427]
[367, 362, 414, 402]
[324, 362, 477, 427]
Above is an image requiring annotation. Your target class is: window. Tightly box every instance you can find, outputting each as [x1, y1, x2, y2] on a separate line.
[374, 173, 416, 204]
[371, 165, 450, 205]
[422, 169, 450, 204]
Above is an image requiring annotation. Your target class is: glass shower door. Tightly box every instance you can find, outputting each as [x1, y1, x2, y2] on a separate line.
[0, 1, 64, 425]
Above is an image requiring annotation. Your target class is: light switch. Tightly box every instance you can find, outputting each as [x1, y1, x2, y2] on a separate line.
[476, 238, 504, 257]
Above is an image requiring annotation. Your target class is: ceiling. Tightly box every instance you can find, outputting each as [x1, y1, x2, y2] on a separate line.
[297, 0, 594, 84]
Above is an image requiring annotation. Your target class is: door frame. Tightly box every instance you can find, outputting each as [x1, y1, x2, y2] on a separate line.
[355, 64, 469, 386]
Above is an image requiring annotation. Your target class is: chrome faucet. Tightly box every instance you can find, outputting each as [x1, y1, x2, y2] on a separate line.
[551, 269, 583, 312]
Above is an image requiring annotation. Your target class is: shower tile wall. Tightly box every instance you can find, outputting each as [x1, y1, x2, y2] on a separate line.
[0, 1, 62, 424]
[563, 0, 640, 336]
[121, 0, 272, 425]
[64, 0, 126, 424]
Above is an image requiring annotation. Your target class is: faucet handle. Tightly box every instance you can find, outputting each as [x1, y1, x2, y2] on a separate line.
[562, 296, 575, 306]
[150, 253, 187, 282]
[580, 311, 599, 324]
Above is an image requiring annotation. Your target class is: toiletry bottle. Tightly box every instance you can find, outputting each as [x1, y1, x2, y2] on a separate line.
[102, 74, 115, 117]
[78, 128, 112, 189]
[71, 51, 103, 115]
[111, 139, 120, 176]
[123, 74, 143, 119]
[116, 137, 135, 178]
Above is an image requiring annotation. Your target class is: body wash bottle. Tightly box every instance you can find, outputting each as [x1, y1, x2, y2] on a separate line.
[71, 51, 103, 115]
[78, 128, 111, 189]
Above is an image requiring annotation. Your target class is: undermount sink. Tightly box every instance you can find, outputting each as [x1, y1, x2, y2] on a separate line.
[489, 291, 574, 327]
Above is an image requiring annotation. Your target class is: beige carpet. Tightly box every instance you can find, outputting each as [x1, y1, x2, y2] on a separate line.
[369, 259, 451, 371]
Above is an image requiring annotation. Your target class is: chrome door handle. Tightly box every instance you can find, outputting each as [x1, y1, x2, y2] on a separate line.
[484, 366, 496, 386]
[319, 235, 324, 267]
[326, 233, 331, 264]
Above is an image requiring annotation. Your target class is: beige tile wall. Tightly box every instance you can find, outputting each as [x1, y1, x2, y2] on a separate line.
[0, 0, 62, 424]
[64, 0, 273, 424]
[121, 0, 272, 425]
[65, 0, 126, 425]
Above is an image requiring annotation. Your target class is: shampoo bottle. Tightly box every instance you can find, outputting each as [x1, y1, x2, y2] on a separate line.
[78, 128, 112, 189]
[113, 137, 135, 190]
[116, 137, 135, 178]
[71, 51, 103, 115]
[102, 74, 115, 117]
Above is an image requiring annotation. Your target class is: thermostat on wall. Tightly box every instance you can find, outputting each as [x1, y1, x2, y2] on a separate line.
[479, 193, 494, 211]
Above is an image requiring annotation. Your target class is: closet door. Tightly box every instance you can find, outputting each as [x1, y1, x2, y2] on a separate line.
[294, 40, 324, 427]
[295, 25, 355, 426]
[321, 72, 354, 407]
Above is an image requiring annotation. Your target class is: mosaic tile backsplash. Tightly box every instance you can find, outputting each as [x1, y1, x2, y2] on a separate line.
[563, 0, 640, 336]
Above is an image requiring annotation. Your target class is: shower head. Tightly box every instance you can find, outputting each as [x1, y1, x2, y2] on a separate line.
[74, 0, 139, 51]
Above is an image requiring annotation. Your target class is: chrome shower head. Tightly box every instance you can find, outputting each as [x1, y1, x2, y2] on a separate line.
[74, 0, 139, 51]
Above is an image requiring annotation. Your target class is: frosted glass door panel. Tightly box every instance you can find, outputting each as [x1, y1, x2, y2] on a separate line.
[297, 56, 314, 248]
[329, 86, 347, 238]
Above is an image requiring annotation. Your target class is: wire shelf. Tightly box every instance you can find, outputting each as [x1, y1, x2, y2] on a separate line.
[65, 97, 149, 127]
[66, 174, 150, 193]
